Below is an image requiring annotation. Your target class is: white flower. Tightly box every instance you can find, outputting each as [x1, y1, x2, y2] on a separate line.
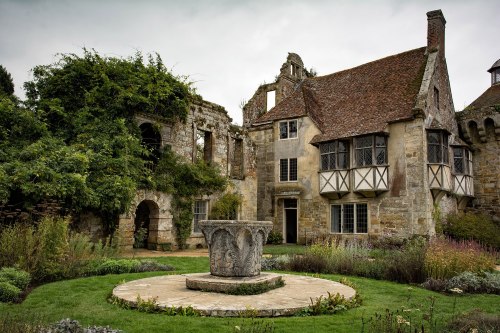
[449, 288, 463, 294]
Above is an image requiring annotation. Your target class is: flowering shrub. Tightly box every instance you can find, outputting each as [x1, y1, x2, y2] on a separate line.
[424, 237, 496, 280]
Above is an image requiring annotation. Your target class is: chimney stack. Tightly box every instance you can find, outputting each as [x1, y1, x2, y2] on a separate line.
[427, 10, 446, 59]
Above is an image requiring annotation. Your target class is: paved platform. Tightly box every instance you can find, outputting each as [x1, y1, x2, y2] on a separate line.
[113, 273, 356, 317]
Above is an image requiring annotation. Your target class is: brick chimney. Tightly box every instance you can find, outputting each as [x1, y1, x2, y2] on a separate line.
[427, 10, 446, 59]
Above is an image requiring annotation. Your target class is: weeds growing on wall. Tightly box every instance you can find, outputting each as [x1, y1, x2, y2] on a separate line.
[151, 148, 227, 248]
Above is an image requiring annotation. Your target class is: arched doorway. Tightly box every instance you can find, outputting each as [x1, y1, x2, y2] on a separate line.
[133, 200, 159, 249]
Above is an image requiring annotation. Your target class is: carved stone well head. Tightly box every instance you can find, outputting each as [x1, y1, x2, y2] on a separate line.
[199, 220, 273, 277]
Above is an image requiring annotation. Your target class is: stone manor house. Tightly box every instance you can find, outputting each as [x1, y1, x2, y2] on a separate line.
[82, 10, 498, 249]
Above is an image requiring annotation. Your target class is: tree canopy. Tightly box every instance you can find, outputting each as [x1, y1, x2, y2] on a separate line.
[0, 50, 226, 234]
[0, 65, 14, 96]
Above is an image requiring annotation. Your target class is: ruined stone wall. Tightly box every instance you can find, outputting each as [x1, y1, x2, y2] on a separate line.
[242, 53, 306, 128]
[457, 108, 500, 217]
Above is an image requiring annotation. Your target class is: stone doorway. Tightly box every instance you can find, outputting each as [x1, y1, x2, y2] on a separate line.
[284, 199, 298, 243]
[133, 200, 159, 249]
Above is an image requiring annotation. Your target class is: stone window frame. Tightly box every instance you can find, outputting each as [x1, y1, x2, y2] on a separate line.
[192, 200, 208, 234]
[330, 203, 368, 234]
[196, 128, 213, 164]
[319, 140, 349, 171]
[279, 158, 298, 182]
[279, 119, 298, 140]
[452, 147, 472, 175]
[427, 131, 449, 164]
[354, 135, 387, 167]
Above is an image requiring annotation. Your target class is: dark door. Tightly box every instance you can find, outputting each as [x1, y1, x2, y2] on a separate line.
[284, 199, 298, 243]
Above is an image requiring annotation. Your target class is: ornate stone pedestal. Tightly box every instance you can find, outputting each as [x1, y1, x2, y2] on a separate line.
[186, 220, 277, 293]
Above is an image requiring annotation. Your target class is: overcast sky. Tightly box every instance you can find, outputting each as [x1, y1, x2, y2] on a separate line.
[1, 0, 499, 124]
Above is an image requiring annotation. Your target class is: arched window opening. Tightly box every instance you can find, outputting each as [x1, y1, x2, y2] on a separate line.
[484, 118, 496, 140]
[468, 121, 480, 143]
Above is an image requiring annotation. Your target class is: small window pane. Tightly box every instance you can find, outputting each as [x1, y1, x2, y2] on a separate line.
[356, 204, 368, 233]
[376, 147, 386, 165]
[280, 159, 288, 181]
[428, 132, 439, 144]
[453, 148, 464, 174]
[279, 122, 288, 139]
[343, 204, 354, 233]
[289, 158, 298, 181]
[338, 152, 348, 169]
[375, 136, 386, 147]
[193, 201, 207, 233]
[320, 143, 329, 154]
[338, 141, 348, 152]
[289, 121, 297, 138]
[331, 205, 341, 233]
[321, 154, 329, 171]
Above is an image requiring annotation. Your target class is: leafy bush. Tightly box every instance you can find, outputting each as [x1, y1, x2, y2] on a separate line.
[421, 278, 448, 292]
[425, 237, 495, 280]
[0, 267, 31, 290]
[0, 281, 21, 302]
[266, 230, 283, 245]
[90, 259, 173, 276]
[47, 318, 123, 333]
[446, 271, 500, 294]
[383, 236, 427, 283]
[288, 253, 328, 273]
[0, 217, 121, 282]
[443, 309, 500, 333]
[261, 255, 290, 271]
[208, 193, 241, 220]
[302, 291, 361, 316]
[443, 212, 500, 249]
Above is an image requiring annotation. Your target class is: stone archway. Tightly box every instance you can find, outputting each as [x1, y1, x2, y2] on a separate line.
[133, 200, 160, 249]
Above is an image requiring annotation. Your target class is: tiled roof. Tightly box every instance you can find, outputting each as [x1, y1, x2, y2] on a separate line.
[467, 84, 500, 110]
[254, 47, 428, 144]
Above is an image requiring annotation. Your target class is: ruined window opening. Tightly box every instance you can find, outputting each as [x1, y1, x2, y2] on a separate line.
[290, 63, 301, 78]
[427, 131, 449, 164]
[453, 147, 471, 175]
[139, 123, 162, 170]
[434, 87, 440, 110]
[279, 119, 298, 140]
[196, 129, 213, 163]
[266, 90, 276, 111]
[280, 158, 297, 182]
[331, 203, 367, 234]
[484, 118, 496, 140]
[320, 140, 349, 171]
[193, 200, 208, 234]
[468, 121, 480, 143]
[231, 138, 244, 179]
[355, 135, 387, 167]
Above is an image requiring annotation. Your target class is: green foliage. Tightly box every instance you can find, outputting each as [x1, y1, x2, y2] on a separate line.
[151, 148, 227, 247]
[383, 236, 428, 283]
[208, 193, 241, 220]
[0, 281, 21, 303]
[225, 278, 285, 296]
[0, 267, 31, 290]
[443, 309, 500, 333]
[0, 50, 201, 232]
[266, 230, 283, 245]
[443, 212, 500, 249]
[110, 294, 198, 316]
[422, 271, 500, 294]
[424, 237, 495, 280]
[301, 291, 361, 316]
[0, 65, 14, 96]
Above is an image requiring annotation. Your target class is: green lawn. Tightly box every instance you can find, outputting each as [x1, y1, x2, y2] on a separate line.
[1, 256, 498, 333]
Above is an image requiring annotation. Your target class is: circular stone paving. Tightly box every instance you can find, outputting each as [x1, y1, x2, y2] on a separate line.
[112, 273, 356, 317]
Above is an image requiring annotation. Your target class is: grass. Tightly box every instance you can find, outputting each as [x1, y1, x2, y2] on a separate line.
[263, 244, 307, 256]
[1, 256, 499, 333]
